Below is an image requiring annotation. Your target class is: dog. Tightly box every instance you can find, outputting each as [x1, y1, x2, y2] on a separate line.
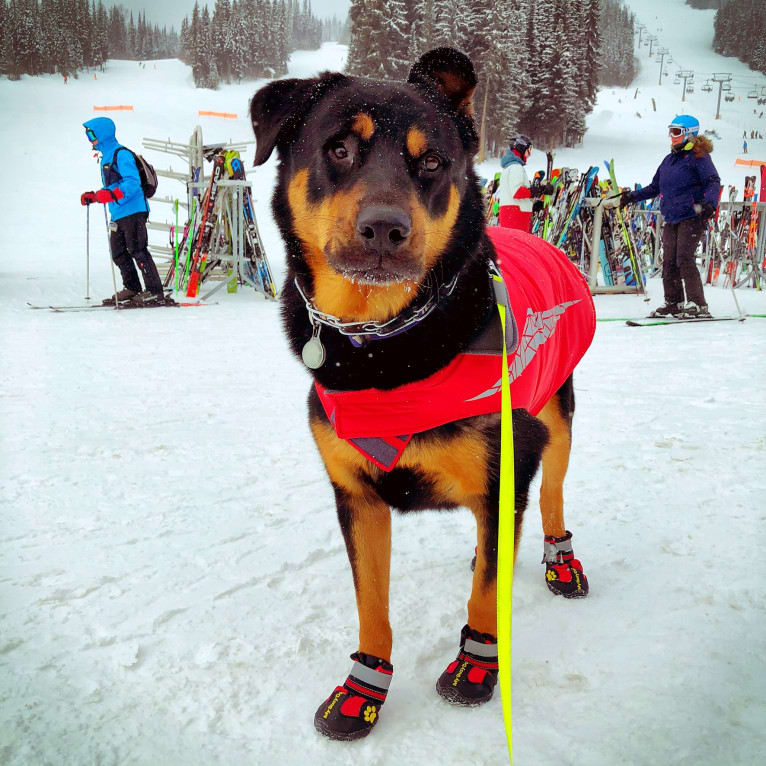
[250, 47, 595, 741]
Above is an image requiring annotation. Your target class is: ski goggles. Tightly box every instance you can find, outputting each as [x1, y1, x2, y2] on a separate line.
[85, 127, 97, 142]
[668, 127, 685, 137]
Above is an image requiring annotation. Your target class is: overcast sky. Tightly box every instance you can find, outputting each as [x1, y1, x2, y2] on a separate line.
[107, 0, 351, 31]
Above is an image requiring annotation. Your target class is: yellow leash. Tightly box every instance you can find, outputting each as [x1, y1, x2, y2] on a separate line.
[494, 280, 515, 762]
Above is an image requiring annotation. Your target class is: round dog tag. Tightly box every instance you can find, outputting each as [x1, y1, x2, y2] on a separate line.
[302, 336, 326, 369]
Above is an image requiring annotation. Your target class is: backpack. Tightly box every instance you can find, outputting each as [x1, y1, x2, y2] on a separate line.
[113, 147, 158, 199]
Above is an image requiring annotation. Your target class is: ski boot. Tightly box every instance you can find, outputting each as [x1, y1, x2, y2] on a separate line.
[129, 291, 169, 308]
[543, 530, 589, 598]
[314, 652, 393, 741]
[679, 301, 712, 319]
[102, 288, 137, 306]
[436, 624, 498, 706]
[648, 301, 683, 318]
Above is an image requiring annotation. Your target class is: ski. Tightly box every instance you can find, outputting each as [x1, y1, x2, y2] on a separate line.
[626, 316, 746, 327]
[605, 158, 646, 293]
[555, 166, 598, 249]
[227, 153, 278, 298]
[186, 152, 227, 298]
[27, 301, 210, 312]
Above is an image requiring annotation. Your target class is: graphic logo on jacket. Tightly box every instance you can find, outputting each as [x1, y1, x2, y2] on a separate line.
[466, 300, 581, 402]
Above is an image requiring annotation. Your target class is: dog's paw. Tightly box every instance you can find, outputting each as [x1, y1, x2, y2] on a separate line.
[542, 531, 589, 598]
[436, 624, 498, 707]
[314, 653, 392, 741]
[544, 560, 589, 598]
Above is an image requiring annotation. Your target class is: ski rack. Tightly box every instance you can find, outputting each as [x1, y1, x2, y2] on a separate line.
[139, 126, 276, 299]
[582, 197, 646, 295]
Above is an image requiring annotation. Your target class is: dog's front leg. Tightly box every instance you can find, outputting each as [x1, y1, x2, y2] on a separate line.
[314, 485, 395, 740]
[436, 495, 502, 707]
[333, 485, 393, 661]
[311, 415, 395, 740]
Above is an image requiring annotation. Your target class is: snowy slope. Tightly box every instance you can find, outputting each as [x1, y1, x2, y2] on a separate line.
[1, 16, 766, 766]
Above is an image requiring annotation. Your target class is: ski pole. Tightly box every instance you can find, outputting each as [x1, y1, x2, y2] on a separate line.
[103, 206, 120, 310]
[85, 204, 90, 300]
[173, 198, 180, 293]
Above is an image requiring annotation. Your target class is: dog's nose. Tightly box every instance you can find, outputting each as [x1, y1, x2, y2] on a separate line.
[356, 206, 411, 252]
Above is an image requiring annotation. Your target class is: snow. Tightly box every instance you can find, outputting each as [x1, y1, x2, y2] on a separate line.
[1, 5, 765, 764]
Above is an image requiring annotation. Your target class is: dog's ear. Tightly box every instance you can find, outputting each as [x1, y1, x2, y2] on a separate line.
[250, 72, 347, 166]
[407, 47, 477, 118]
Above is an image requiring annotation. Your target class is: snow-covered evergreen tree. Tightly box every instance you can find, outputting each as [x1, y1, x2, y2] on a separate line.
[346, 0, 606, 151]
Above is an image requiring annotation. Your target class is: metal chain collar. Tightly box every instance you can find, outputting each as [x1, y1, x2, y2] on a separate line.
[294, 271, 461, 342]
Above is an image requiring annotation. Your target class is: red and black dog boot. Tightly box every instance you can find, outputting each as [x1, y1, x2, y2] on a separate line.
[436, 624, 498, 706]
[542, 530, 589, 598]
[314, 652, 393, 741]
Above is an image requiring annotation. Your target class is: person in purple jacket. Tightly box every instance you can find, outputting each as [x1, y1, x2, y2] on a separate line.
[621, 115, 720, 318]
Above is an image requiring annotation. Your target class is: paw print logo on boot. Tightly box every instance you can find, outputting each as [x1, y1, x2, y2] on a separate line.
[314, 652, 392, 741]
[542, 530, 589, 598]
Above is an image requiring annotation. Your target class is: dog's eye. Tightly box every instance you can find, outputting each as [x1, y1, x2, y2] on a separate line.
[421, 153, 442, 172]
[329, 142, 351, 162]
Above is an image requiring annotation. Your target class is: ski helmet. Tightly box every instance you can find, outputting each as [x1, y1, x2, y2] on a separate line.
[511, 134, 533, 155]
[668, 115, 700, 139]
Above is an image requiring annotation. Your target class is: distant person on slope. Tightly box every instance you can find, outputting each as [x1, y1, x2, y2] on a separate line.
[496, 135, 551, 231]
[80, 117, 167, 306]
[620, 114, 719, 319]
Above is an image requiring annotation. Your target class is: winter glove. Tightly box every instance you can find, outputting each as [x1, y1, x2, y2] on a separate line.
[81, 188, 124, 205]
[532, 200, 544, 214]
[698, 203, 716, 220]
[618, 190, 633, 208]
[540, 183, 555, 196]
[95, 188, 124, 203]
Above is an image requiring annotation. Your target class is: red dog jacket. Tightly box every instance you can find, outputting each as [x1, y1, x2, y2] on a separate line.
[315, 227, 596, 470]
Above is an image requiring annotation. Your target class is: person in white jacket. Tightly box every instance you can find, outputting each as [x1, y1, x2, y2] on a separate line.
[497, 135, 550, 231]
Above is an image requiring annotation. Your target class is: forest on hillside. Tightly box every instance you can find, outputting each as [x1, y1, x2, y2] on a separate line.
[713, 0, 766, 75]
[0, 0, 178, 79]
[179, 0, 345, 87]
[345, 0, 635, 152]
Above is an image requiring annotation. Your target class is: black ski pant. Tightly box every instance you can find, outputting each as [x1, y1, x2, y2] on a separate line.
[109, 212, 163, 296]
[661, 216, 707, 306]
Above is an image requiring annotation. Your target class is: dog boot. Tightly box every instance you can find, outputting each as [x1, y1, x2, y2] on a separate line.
[314, 652, 393, 741]
[436, 624, 498, 706]
[543, 530, 589, 598]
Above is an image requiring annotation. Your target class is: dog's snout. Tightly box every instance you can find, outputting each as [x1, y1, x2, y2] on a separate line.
[356, 206, 412, 251]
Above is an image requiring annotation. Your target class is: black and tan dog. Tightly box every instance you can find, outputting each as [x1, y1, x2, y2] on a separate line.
[250, 48, 593, 741]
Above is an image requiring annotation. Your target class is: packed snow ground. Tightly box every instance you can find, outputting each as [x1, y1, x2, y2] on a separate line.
[1, 2, 765, 764]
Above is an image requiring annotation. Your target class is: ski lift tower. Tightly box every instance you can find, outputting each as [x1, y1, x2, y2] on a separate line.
[656, 48, 670, 85]
[646, 35, 658, 58]
[676, 70, 695, 101]
[636, 23, 646, 47]
[711, 73, 732, 119]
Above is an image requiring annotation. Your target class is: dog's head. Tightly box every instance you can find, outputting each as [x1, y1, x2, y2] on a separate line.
[250, 48, 483, 321]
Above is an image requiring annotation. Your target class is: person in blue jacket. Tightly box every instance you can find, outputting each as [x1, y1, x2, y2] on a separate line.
[80, 117, 166, 305]
[621, 115, 720, 318]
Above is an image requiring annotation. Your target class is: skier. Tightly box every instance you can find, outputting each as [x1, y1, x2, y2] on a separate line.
[496, 135, 550, 231]
[743, 139, 748, 154]
[80, 116, 167, 306]
[620, 114, 719, 318]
